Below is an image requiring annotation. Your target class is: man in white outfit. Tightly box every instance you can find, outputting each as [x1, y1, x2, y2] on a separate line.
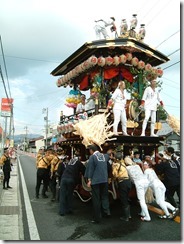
[124, 157, 151, 221]
[94, 17, 116, 39]
[109, 81, 129, 136]
[143, 159, 179, 219]
[140, 80, 163, 137]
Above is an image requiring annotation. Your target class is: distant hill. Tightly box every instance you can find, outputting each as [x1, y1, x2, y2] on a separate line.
[12, 134, 43, 143]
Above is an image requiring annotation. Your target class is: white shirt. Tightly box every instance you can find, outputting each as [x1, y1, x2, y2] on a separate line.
[142, 87, 161, 111]
[126, 164, 146, 183]
[111, 88, 127, 110]
[76, 103, 85, 113]
[144, 168, 159, 184]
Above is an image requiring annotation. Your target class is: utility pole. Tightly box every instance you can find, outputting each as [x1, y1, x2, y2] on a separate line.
[42, 108, 48, 149]
[24, 126, 28, 151]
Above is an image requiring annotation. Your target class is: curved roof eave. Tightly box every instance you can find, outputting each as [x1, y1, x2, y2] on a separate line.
[51, 38, 170, 76]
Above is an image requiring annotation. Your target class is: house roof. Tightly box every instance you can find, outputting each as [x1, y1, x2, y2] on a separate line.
[51, 38, 170, 76]
[157, 121, 179, 136]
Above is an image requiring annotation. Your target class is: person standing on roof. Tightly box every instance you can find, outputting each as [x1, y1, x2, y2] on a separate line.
[140, 80, 163, 137]
[108, 80, 130, 136]
[94, 17, 117, 39]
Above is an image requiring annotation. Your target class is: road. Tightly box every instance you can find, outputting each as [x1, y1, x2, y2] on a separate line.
[18, 154, 181, 241]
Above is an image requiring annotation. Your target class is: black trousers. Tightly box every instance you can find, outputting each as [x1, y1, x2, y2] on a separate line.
[35, 168, 48, 196]
[3, 171, 10, 188]
[118, 179, 132, 208]
[50, 172, 57, 198]
[59, 178, 75, 215]
[166, 184, 180, 207]
[91, 182, 110, 222]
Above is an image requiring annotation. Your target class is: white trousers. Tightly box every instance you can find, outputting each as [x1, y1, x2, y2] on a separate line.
[151, 180, 175, 216]
[142, 109, 156, 134]
[95, 25, 109, 39]
[135, 179, 151, 220]
[113, 109, 127, 134]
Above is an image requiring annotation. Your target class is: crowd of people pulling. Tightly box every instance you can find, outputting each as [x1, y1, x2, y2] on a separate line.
[35, 144, 180, 224]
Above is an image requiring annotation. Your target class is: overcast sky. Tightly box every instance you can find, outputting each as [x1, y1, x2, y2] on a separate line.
[0, 0, 181, 136]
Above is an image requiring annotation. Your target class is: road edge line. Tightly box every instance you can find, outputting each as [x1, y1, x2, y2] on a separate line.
[18, 155, 40, 240]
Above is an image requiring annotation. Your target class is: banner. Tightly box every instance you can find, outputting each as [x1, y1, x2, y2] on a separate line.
[1, 98, 13, 117]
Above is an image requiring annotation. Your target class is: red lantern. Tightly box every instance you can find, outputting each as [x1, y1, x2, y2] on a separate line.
[98, 57, 106, 67]
[105, 56, 114, 65]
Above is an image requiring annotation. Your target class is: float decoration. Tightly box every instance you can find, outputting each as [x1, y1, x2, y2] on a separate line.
[166, 115, 180, 134]
[65, 88, 82, 108]
[56, 53, 163, 88]
[73, 112, 115, 150]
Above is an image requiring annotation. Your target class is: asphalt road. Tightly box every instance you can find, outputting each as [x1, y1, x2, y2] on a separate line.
[18, 155, 181, 241]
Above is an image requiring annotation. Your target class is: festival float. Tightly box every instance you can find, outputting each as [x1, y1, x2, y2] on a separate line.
[50, 16, 174, 202]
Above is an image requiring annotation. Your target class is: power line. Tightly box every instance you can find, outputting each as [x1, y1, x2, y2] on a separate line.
[155, 30, 180, 48]
[162, 76, 180, 85]
[167, 48, 180, 57]
[162, 61, 180, 70]
[0, 54, 60, 64]
[161, 90, 180, 101]
[139, 0, 161, 23]
[0, 35, 11, 98]
[0, 65, 9, 99]
[146, 0, 174, 27]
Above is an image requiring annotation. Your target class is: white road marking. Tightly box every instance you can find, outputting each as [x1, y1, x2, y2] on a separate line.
[18, 156, 40, 240]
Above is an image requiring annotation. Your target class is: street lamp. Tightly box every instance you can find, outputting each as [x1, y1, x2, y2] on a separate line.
[24, 126, 28, 151]
[42, 108, 48, 149]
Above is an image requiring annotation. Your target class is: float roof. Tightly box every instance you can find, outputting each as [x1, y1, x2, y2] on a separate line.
[51, 38, 170, 76]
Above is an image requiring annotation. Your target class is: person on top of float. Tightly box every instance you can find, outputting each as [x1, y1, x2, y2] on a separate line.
[140, 79, 163, 137]
[94, 17, 117, 39]
[76, 94, 86, 113]
[108, 80, 130, 136]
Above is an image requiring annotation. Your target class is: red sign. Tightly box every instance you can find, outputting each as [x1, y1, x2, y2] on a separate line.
[1, 98, 13, 111]
[1, 98, 13, 117]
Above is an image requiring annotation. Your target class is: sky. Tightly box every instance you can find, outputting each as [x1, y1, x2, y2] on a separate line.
[0, 0, 181, 136]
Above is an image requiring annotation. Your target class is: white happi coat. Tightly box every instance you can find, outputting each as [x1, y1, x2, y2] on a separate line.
[142, 87, 161, 111]
[111, 88, 127, 110]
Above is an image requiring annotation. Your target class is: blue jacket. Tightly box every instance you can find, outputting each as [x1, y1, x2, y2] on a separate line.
[85, 151, 109, 185]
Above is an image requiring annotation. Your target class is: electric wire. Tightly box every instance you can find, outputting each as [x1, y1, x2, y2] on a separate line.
[0, 54, 60, 64]
[167, 48, 180, 57]
[0, 35, 11, 98]
[162, 61, 180, 70]
[156, 31, 180, 48]
[146, 0, 174, 27]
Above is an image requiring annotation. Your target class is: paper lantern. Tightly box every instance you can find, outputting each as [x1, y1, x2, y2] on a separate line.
[56, 78, 62, 87]
[98, 57, 106, 67]
[120, 54, 127, 64]
[157, 68, 163, 77]
[88, 56, 98, 66]
[145, 63, 152, 72]
[83, 60, 90, 70]
[113, 56, 120, 66]
[131, 57, 139, 66]
[138, 60, 145, 69]
[105, 56, 114, 66]
[125, 53, 132, 61]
